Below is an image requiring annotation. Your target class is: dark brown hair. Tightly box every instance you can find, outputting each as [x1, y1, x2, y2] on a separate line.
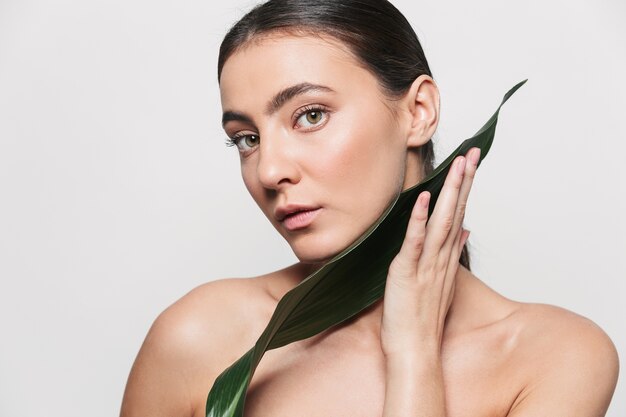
[218, 0, 471, 269]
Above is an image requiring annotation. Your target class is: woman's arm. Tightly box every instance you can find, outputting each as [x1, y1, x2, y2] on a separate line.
[381, 148, 478, 417]
[120, 304, 197, 417]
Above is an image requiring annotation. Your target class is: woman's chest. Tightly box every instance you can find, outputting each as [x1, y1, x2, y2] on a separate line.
[236, 336, 521, 417]
[243, 344, 386, 417]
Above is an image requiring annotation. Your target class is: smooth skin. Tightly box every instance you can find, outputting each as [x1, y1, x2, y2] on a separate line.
[120, 34, 619, 417]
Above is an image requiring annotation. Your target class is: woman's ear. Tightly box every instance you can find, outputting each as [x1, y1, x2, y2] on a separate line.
[402, 74, 440, 148]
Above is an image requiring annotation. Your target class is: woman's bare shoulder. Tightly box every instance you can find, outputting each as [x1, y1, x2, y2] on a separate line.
[511, 302, 618, 359]
[163, 275, 278, 339]
[121, 268, 294, 417]
[505, 302, 619, 416]
[157, 277, 273, 351]
[165, 263, 310, 344]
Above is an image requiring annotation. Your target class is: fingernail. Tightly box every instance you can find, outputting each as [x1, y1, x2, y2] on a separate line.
[419, 191, 430, 208]
[456, 156, 466, 174]
[470, 148, 481, 166]
[461, 229, 470, 245]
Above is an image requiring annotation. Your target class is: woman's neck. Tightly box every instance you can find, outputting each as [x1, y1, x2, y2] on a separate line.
[282, 261, 515, 348]
[286, 262, 475, 338]
[334, 266, 478, 340]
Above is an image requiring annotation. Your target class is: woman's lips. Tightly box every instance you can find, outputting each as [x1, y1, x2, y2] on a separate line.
[281, 208, 321, 231]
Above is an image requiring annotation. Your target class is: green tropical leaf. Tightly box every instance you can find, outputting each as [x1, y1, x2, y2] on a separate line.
[206, 80, 527, 417]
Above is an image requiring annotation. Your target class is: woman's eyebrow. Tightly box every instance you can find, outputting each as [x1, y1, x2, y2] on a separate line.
[222, 83, 334, 128]
[222, 111, 253, 128]
[265, 82, 334, 116]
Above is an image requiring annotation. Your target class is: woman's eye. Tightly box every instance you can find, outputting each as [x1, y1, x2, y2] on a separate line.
[227, 134, 260, 154]
[295, 107, 328, 129]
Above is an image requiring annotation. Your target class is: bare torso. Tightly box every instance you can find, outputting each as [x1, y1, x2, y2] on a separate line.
[120, 263, 617, 417]
[242, 301, 522, 417]
[181, 265, 565, 417]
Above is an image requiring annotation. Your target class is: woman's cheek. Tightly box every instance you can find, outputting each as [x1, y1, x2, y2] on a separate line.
[315, 122, 365, 175]
[317, 122, 386, 193]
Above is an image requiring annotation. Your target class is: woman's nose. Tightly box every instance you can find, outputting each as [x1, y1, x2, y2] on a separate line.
[256, 133, 301, 190]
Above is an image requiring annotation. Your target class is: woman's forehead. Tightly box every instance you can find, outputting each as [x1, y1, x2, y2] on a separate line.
[218, 33, 375, 108]
[227, 31, 359, 69]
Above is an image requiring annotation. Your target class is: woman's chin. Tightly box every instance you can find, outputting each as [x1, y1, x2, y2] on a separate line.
[291, 246, 337, 266]
[287, 231, 357, 266]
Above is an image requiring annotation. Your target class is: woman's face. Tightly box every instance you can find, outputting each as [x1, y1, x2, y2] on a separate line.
[219, 34, 422, 264]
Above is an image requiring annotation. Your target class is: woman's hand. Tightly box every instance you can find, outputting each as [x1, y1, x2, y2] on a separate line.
[380, 147, 479, 417]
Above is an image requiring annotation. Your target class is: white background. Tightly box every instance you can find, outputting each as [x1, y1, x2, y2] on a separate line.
[0, 0, 624, 415]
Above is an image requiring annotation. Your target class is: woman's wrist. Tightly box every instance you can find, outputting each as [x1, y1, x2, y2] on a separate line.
[382, 347, 446, 417]
[384, 346, 442, 376]
[383, 336, 441, 361]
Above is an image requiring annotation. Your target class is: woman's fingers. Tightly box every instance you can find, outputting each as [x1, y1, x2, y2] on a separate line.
[394, 191, 431, 269]
[421, 147, 479, 263]
[458, 228, 470, 254]
[442, 147, 480, 253]
[389, 147, 479, 279]
[421, 155, 467, 254]
[381, 147, 480, 355]
[431, 148, 479, 322]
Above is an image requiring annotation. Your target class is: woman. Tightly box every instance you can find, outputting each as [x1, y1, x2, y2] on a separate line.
[120, 1, 619, 416]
